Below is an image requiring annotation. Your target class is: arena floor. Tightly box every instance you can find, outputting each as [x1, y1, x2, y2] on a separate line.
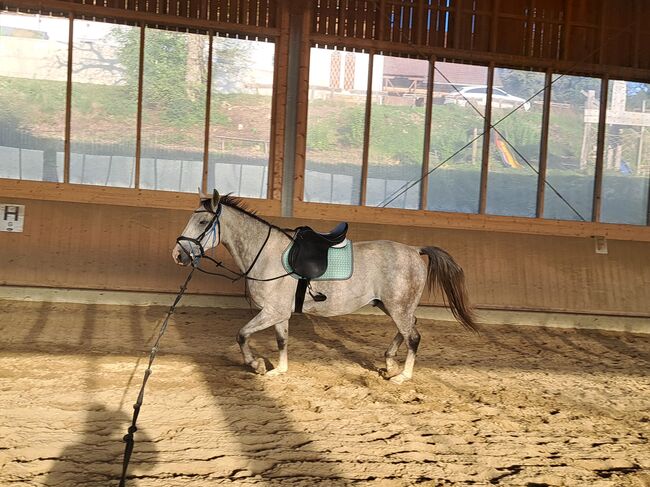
[1, 300, 648, 486]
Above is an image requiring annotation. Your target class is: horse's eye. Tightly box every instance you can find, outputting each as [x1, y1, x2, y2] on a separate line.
[199, 220, 209, 225]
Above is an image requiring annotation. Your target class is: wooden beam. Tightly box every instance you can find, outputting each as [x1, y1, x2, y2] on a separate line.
[269, 3, 290, 201]
[592, 75, 609, 222]
[134, 23, 145, 189]
[292, 200, 650, 242]
[419, 56, 435, 210]
[561, 0, 572, 61]
[307, 33, 650, 83]
[360, 51, 374, 206]
[479, 63, 495, 214]
[598, 0, 607, 66]
[3, 177, 650, 241]
[291, 3, 312, 205]
[633, 0, 641, 69]
[201, 31, 213, 193]
[489, 0, 500, 52]
[416, 0, 425, 46]
[536, 68, 553, 218]
[1, 0, 280, 38]
[63, 13, 73, 184]
[452, 0, 462, 49]
[0, 179, 282, 215]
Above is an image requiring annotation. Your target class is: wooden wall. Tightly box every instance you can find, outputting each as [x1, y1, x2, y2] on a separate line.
[1, 197, 649, 317]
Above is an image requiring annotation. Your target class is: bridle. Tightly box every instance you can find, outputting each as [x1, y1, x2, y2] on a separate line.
[175, 200, 294, 282]
[175, 199, 222, 265]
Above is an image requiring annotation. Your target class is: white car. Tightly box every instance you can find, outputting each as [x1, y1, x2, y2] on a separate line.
[444, 86, 531, 111]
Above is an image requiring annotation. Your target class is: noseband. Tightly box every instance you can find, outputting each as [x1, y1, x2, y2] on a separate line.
[176, 200, 222, 263]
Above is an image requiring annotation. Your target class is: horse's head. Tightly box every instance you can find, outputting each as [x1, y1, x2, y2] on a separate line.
[172, 189, 222, 266]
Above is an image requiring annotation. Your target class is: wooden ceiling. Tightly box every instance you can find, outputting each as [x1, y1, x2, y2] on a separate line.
[3, 0, 649, 77]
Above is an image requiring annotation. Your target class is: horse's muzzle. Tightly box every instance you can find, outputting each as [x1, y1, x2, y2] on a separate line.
[172, 243, 193, 266]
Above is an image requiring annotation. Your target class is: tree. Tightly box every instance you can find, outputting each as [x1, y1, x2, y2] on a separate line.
[113, 27, 207, 124]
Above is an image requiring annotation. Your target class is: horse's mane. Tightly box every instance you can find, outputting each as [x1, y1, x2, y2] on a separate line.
[203, 193, 290, 235]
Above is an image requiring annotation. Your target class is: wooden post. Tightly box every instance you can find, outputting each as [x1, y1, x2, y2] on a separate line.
[269, 3, 289, 201]
[592, 76, 609, 222]
[201, 31, 213, 193]
[63, 13, 74, 184]
[536, 69, 553, 218]
[360, 51, 374, 206]
[478, 63, 495, 214]
[134, 23, 145, 189]
[285, 1, 310, 214]
[420, 56, 435, 210]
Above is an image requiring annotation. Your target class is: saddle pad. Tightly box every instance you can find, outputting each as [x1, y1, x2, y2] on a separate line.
[282, 239, 354, 281]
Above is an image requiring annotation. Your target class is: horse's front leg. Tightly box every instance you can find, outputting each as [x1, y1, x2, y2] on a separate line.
[236, 309, 289, 375]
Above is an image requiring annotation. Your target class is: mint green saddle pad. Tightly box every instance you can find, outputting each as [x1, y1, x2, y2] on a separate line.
[282, 240, 354, 281]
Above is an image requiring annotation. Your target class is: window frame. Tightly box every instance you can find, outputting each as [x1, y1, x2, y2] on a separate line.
[0, 10, 281, 202]
[1, 4, 650, 243]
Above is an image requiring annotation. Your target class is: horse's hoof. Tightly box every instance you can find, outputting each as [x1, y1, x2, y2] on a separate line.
[380, 368, 401, 380]
[266, 366, 287, 377]
[389, 373, 411, 385]
[250, 358, 267, 375]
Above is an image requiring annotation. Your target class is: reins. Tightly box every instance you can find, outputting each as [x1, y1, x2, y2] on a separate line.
[119, 199, 294, 485]
[119, 265, 196, 487]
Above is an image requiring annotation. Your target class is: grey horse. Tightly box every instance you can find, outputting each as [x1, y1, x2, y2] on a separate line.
[173, 190, 478, 384]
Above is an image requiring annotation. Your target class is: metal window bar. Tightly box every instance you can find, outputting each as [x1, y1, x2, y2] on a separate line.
[202, 31, 214, 193]
[592, 75, 609, 223]
[359, 50, 374, 206]
[63, 13, 74, 184]
[478, 63, 495, 214]
[536, 68, 553, 218]
[134, 23, 145, 189]
[419, 55, 435, 210]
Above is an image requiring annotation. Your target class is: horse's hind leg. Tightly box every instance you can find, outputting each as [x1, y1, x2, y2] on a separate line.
[382, 333, 404, 379]
[387, 313, 421, 384]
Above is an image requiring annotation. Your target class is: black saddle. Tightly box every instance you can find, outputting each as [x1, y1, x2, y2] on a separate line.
[288, 222, 348, 280]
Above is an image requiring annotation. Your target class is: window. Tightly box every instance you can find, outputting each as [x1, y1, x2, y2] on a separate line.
[0, 12, 68, 182]
[139, 28, 207, 193]
[428, 62, 488, 213]
[487, 67, 545, 217]
[601, 80, 650, 225]
[69, 20, 139, 187]
[545, 74, 601, 221]
[305, 48, 369, 205]
[207, 36, 274, 198]
[366, 55, 427, 209]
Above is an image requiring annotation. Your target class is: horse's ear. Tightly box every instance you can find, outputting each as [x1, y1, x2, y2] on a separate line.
[211, 189, 221, 212]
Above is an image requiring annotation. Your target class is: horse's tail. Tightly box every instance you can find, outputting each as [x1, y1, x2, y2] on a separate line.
[419, 246, 479, 333]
